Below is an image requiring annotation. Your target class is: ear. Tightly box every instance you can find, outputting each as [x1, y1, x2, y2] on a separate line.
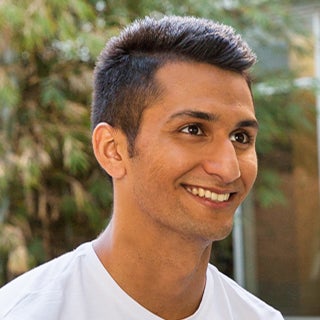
[92, 122, 126, 179]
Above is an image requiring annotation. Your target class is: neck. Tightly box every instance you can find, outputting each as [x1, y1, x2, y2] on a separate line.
[93, 214, 212, 320]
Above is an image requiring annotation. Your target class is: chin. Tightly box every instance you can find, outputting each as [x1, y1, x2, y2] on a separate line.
[207, 223, 234, 242]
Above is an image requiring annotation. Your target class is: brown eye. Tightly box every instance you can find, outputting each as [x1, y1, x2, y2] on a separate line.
[230, 131, 250, 144]
[180, 124, 204, 136]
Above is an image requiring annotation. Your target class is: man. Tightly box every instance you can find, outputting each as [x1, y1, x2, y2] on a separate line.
[0, 16, 284, 319]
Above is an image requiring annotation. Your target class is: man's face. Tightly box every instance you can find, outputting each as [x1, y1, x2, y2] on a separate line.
[125, 61, 258, 242]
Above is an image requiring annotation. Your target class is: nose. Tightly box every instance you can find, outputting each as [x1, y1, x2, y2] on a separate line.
[201, 140, 241, 184]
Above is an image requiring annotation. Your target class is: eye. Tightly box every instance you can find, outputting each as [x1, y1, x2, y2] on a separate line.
[180, 124, 204, 136]
[230, 131, 251, 144]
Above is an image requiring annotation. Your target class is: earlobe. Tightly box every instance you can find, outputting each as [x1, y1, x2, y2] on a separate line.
[92, 122, 126, 179]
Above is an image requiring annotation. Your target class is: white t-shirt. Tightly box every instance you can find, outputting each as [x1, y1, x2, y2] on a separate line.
[0, 242, 284, 320]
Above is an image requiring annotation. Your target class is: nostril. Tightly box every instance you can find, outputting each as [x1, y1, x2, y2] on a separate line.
[201, 158, 241, 184]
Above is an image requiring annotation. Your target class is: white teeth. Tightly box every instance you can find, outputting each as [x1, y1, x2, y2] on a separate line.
[205, 190, 211, 199]
[217, 194, 225, 202]
[211, 192, 219, 201]
[186, 187, 230, 202]
[191, 188, 198, 195]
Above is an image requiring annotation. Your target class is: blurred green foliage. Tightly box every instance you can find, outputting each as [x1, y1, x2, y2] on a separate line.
[0, 0, 314, 285]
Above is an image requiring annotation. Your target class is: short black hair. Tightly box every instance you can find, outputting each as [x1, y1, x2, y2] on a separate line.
[92, 15, 256, 156]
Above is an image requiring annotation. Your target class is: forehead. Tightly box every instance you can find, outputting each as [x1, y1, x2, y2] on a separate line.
[148, 61, 255, 120]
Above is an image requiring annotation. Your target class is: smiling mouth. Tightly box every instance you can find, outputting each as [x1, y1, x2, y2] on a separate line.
[185, 186, 231, 202]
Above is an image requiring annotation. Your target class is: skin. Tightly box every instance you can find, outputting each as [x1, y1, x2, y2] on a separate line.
[92, 61, 258, 320]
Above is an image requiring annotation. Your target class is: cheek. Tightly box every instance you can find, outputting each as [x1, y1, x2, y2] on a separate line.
[143, 142, 195, 173]
[240, 154, 258, 187]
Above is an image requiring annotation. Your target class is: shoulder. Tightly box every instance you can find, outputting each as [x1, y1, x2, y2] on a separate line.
[0, 242, 94, 319]
[207, 264, 284, 320]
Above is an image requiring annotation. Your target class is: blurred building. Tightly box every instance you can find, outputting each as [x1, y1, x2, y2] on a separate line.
[234, 2, 320, 319]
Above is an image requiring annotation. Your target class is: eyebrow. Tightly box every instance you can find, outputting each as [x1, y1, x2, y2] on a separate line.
[166, 110, 218, 122]
[167, 110, 259, 129]
[236, 119, 259, 130]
